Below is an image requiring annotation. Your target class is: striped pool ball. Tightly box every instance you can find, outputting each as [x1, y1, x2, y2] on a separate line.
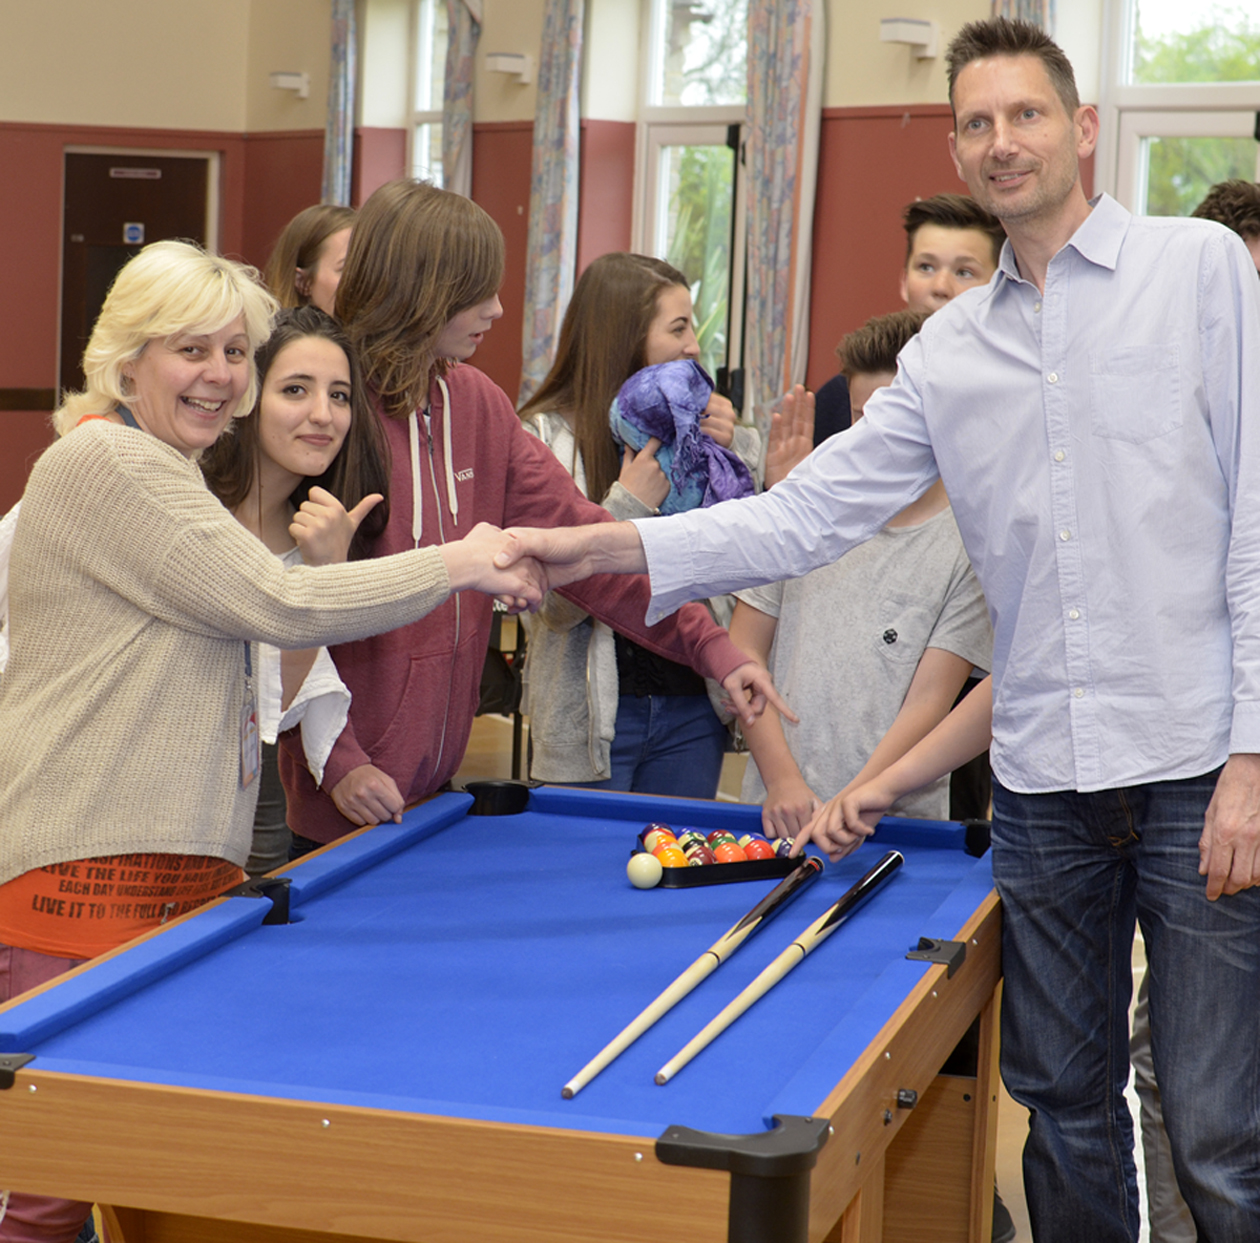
[642, 825, 677, 853]
[773, 838, 797, 858]
[684, 844, 717, 866]
[705, 830, 736, 847]
[676, 831, 707, 853]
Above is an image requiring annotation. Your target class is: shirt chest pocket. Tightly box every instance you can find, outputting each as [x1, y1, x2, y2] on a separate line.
[871, 594, 935, 667]
[1089, 344, 1182, 444]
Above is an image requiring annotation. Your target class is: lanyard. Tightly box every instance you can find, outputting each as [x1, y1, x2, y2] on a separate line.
[115, 404, 142, 430]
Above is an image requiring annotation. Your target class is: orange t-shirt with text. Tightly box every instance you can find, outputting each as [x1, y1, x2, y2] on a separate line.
[0, 854, 244, 959]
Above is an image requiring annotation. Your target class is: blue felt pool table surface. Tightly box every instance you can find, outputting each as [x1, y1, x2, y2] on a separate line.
[0, 785, 994, 1144]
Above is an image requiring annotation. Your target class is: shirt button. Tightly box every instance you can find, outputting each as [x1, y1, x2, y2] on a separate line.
[1054, 449, 1066, 462]
[1068, 608, 1080, 620]
[1059, 529, 1071, 541]
[1034, 302, 1042, 312]
[1048, 372, 1059, 383]
[1073, 688, 1085, 699]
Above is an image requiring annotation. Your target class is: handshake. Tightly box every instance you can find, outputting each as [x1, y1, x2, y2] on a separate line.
[443, 519, 650, 615]
[443, 519, 790, 731]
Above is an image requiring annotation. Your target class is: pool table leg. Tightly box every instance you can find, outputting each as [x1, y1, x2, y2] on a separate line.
[823, 1151, 885, 1243]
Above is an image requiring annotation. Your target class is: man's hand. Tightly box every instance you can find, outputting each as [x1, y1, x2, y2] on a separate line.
[291, 488, 384, 565]
[720, 661, 798, 730]
[1201, 753, 1260, 899]
[762, 773, 821, 841]
[763, 386, 815, 488]
[699, 393, 738, 449]
[331, 763, 404, 826]
[495, 522, 648, 591]
[439, 522, 546, 612]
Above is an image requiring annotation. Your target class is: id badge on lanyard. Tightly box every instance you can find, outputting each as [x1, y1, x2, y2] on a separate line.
[240, 641, 260, 788]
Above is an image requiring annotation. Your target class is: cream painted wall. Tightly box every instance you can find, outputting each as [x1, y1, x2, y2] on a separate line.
[583, 0, 641, 123]
[475, 0, 545, 123]
[824, 0, 987, 108]
[0, 0, 251, 131]
[362, 0, 411, 127]
[246, 0, 334, 132]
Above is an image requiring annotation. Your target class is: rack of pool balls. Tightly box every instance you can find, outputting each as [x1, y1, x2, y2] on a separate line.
[626, 823, 805, 889]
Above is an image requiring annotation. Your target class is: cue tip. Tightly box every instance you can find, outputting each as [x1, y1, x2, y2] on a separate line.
[654, 1070, 670, 1085]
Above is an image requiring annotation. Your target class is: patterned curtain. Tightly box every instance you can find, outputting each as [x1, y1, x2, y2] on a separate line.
[322, 0, 357, 207]
[744, 0, 825, 432]
[991, 0, 1055, 29]
[517, 0, 584, 405]
[443, 0, 483, 197]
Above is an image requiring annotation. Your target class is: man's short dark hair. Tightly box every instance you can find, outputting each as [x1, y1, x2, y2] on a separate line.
[903, 194, 1006, 267]
[1192, 180, 1260, 240]
[946, 17, 1080, 119]
[838, 310, 931, 379]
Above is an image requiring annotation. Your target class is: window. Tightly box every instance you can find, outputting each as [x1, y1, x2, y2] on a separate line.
[635, 0, 748, 401]
[409, 0, 449, 186]
[1100, 0, 1260, 214]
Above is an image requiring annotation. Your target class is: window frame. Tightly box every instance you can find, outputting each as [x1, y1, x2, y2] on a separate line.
[406, 0, 446, 187]
[632, 0, 749, 408]
[1095, 0, 1260, 208]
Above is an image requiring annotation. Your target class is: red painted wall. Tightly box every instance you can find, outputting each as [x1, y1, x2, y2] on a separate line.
[807, 105, 960, 391]
[470, 121, 534, 403]
[242, 129, 325, 269]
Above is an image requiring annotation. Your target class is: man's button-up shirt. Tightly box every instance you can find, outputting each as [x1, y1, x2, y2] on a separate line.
[635, 195, 1260, 794]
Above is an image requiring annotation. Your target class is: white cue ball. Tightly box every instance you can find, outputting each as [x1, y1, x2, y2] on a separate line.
[626, 852, 664, 889]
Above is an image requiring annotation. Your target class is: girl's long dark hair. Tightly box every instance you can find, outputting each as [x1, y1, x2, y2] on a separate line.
[519, 253, 688, 504]
[201, 306, 389, 556]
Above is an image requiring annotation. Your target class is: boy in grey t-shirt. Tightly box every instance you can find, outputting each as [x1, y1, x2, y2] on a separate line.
[731, 310, 993, 856]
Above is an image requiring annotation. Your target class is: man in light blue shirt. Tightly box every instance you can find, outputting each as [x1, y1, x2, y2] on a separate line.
[502, 17, 1260, 1241]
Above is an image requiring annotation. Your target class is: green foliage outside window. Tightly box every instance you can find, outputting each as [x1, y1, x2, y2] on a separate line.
[664, 144, 734, 380]
[1135, 6, 1260, 216]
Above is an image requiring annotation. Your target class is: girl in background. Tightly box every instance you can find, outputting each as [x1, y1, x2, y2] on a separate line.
[201, 306, 388, 872]
[264, 204, 355, 314]
[278, 183, 776, 847]
[518, 252, 759, 798]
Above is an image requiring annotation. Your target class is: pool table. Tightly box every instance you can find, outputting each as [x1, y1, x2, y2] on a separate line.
[0, 784, 1002, 1243]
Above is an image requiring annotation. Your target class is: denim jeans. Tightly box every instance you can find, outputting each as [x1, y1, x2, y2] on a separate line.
[992, 772, 1260, 1243]
[566, 693, 726, 800]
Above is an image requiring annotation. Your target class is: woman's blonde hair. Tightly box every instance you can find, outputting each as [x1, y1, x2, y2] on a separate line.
[337, 180, 504, 419]
[54, 239, 277, 434]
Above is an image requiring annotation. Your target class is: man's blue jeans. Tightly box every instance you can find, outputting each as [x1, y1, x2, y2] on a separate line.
[992, 772, 1260, 1243]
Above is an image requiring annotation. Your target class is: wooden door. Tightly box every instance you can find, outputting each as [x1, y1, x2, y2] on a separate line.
[60, 151, 212, 398]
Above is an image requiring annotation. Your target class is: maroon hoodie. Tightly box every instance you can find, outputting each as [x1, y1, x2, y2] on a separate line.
[280, 363, 747, 844]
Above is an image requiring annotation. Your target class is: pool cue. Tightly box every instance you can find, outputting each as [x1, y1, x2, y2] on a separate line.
[561, 856, 824, 1098]
[654, 850, 904, 1085]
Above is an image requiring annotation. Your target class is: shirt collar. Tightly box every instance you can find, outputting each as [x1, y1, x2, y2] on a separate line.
[996, 192, 1130, 286]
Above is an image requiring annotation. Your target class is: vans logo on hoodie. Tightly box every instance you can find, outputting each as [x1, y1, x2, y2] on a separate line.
[455, 468, 475, 482]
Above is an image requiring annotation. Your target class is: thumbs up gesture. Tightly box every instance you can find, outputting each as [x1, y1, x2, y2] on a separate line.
[290, 486, 384, 565]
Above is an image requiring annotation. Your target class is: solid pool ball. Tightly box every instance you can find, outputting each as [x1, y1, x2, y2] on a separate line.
[713, 841, 747, 863]
[626, 852, 664, 889]
[706, 830, 736, 846]
[656, 846, 689, 868]
[743, 838, 776, 861]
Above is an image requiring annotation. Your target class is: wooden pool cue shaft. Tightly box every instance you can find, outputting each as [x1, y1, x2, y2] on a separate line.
[561, 856, 824, 1098]
[654, 850, 904, 1085]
